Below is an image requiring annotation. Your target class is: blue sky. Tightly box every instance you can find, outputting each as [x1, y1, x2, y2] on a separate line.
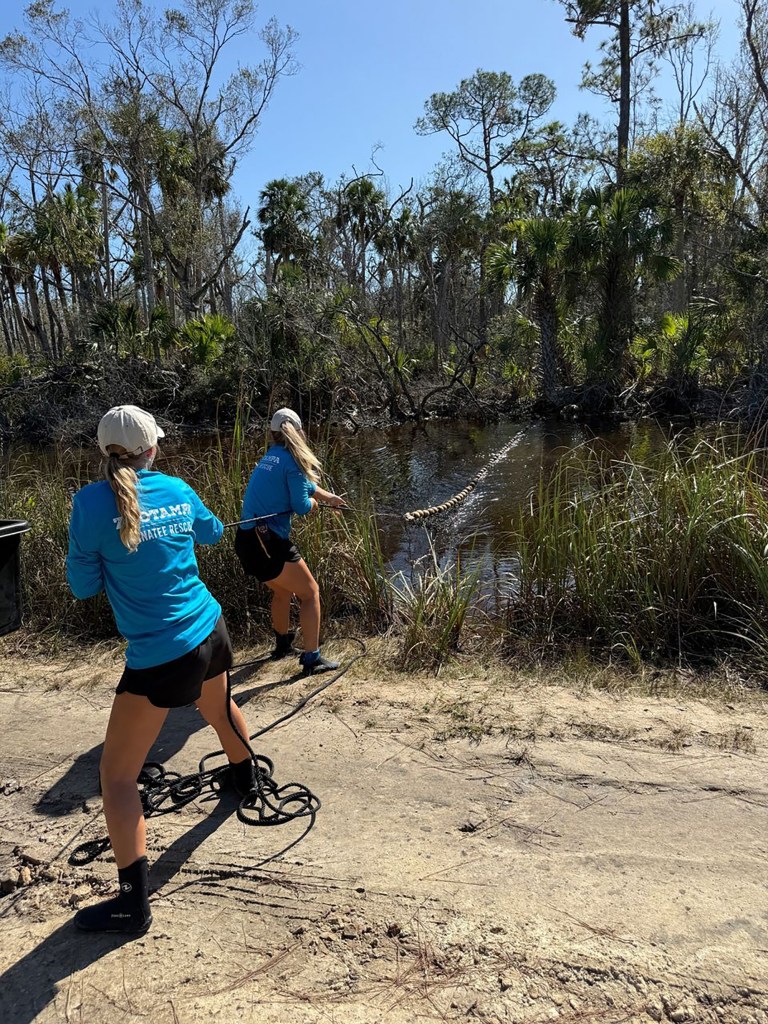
[0, 0, 743, 203]
[245, 0, 740, 194]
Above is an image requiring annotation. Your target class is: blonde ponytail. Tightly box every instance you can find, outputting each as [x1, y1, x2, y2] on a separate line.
[278, 421, 322, 484]
[104, 449, 145, 553]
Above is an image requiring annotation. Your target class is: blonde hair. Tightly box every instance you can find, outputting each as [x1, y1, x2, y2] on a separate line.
[273, 421, 322, 484]
[104, 446, 153, 552]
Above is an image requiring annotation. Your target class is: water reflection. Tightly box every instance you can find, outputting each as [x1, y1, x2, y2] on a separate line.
[329, 418, 680, 580]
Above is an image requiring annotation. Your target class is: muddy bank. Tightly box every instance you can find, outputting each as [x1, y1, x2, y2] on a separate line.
[0, 351, 736, 451]
[1, 646, 766, 1023]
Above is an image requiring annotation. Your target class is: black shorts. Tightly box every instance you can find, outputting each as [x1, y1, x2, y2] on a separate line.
[235, 525, 301, 584]
[116, 616, 233, 709]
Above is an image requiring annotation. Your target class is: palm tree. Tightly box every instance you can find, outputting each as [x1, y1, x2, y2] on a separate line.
[3, 227, 52, 358]
[576, 186, 681, 384]
[418, 188, 483, 373]
[486, 215, 578, 404]
[374, 205, 417, 345]
[0, 222, 31, 356]
[335, 178, 386, 294]
[45, 185, 102, 313]
[256, 178, 311, 293]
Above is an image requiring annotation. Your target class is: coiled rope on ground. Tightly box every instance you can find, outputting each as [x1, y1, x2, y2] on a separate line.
[67, 638, 367, 867]
[402, 430, 526, 522]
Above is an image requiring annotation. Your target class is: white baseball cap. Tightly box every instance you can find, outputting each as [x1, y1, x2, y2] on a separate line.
[97, 405, 165, 456]
[270, 407, 302, 432]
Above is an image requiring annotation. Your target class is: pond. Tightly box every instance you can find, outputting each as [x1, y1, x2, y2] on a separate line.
[321, 417, 679, 579]
[2, 416, 690, 585]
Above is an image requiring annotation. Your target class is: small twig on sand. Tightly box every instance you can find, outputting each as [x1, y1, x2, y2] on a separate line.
[64, 974, 75, 1023]
[550, 904, 635, 944]
[121, 963, 135, 1013]
[418, 855, 486, 881]
[210, 940, 302, 995]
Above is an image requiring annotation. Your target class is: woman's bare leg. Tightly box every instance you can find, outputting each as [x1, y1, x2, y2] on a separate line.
[266, 581, 292, 635]
[270, 559, 320, 652]
[195, 671, 252, 762]
[100, 692, 168, 869]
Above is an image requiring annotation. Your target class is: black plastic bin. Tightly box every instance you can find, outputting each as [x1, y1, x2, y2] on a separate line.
[0, 520, 31, 637]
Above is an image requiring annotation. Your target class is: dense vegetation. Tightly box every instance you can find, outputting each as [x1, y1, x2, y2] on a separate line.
[0, 0, 767, 441]
[5, 428, 768, 679]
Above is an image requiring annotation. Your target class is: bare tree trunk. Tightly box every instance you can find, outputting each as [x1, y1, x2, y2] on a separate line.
[434, 259, 452, 375]
[218, 200, 234, 316]
[178, 261, 196, 318]
[24, 276, 52, 357]
[39, 268, 61, 358]
[617, 0, 631, 185]
[672, 193, 687, 313]
[102, 168, 112, 301]
[6, 275, 32, 355]
[0, 283, 14, 356]
[50, 262, 74, 347]
[140, 208, 155, 316]
[536, 289, 560, 405]
[395, 259, 405, 347]
[360, 234, 367, 295]
[166, 261, 177, 324]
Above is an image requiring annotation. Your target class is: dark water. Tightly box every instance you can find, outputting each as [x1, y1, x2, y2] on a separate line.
[326, 417, 678, 580]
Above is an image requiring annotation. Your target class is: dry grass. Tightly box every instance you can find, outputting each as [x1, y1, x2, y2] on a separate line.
[702, 725, 758, 754]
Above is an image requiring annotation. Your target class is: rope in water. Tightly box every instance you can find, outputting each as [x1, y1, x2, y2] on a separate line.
[68, 639, 367, 867]
[402, 431, 527, 522]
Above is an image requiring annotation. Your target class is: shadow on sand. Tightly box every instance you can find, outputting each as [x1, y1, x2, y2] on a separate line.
[0, 794, 242, 1024]
[34, 654, 300, 817]
[3, 656, 313, 1024]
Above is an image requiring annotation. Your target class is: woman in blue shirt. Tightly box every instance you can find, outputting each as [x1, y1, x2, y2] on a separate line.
[66, 405, 256, 936]
[235, 408, 345, 674]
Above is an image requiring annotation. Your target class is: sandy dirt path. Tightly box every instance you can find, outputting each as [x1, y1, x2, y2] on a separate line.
[1, 647, 767, 1024]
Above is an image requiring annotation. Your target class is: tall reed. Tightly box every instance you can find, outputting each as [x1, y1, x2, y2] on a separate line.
[294, 499, 393, 631]
[508, 437, 768, 667]
[391, 540, 481, 672]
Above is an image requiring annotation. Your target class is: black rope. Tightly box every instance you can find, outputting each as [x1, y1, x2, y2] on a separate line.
[223, 504, 355, 530]
[68, 639, 367, 866]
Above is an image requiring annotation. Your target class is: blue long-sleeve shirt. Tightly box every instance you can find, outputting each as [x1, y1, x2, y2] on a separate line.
[66, 470, 223, 669]
[240, 445, 317, 539]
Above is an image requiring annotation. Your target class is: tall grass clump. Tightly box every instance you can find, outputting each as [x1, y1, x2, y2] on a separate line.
[508, 437, 768, 667]
[0, 450, 117, 645]
[392, 542, 481, 673]
[295, 499, 393, 631]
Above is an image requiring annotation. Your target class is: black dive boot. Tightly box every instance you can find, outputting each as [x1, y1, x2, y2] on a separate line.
[74, 856, 152, 935]
[299, 650, 340, 676]
[271, 630, 296, 660]
[229, 756, 256, 796]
